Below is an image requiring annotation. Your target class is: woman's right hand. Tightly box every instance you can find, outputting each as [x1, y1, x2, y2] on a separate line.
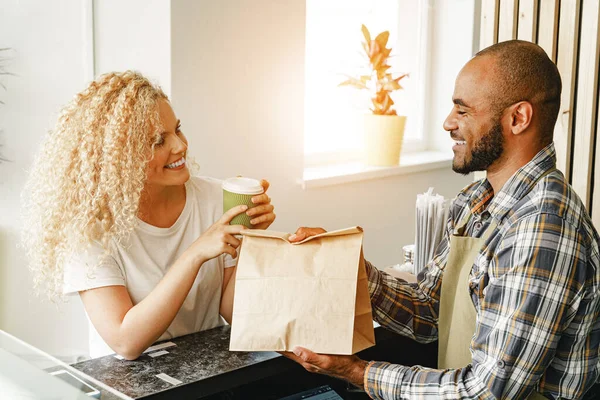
[185, 205, 249, 266]
[288, 227, 327, 243]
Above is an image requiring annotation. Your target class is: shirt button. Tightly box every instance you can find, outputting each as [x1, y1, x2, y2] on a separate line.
[474, 222, 482, 231]
[497, 360, 505, 369]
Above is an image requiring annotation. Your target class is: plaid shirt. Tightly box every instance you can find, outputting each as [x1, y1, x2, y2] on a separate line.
[364, 143, 600, 399]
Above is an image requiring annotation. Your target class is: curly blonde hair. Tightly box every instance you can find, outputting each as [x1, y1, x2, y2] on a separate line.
[22, 71, 168, 300]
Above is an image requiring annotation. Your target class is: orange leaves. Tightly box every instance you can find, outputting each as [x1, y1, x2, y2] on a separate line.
[341, 24, 408, 116]
[371, 51, 383, 69]
[374, 31, 389, 52]
[339, 76, 368, 90]
[361, 24, 371, 43]
[383, 73, 408, 91]
[383, 80, 401, 92]
[372, 92, 397, 115]
[394, 73, 409, 83]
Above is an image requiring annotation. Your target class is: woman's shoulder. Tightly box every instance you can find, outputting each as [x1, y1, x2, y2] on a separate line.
[187, 176, 223, 199]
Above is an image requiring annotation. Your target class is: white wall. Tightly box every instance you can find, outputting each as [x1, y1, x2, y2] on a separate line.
[1, 0, 473, 359]
[0, 0, 92, 360]
[427, 0, 478, 152]
[93, 0, 172, 96]
[171, 0, 474, 267]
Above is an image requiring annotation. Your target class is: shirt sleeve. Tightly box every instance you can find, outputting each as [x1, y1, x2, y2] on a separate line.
[364, 213, 596, 400]
[366, 227, 451, 343]
[223, 253, 237, 268]
[63, 242, 125, 295]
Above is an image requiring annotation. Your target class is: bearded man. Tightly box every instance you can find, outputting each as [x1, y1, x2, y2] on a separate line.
[288, 40, 600, 400]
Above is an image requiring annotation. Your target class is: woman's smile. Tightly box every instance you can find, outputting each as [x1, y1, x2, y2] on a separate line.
[165, 157, 186, 170]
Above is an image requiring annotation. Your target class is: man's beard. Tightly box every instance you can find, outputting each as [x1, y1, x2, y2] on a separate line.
[452, 121, 504, 175]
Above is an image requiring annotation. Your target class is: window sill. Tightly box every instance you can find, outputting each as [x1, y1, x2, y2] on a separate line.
[301, 150, 453, 189]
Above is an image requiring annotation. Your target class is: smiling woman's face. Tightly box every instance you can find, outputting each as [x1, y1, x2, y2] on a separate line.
[144, 99, 190, 189]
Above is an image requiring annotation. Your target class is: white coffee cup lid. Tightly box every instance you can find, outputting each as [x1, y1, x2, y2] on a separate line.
[222, 177, 263, 195]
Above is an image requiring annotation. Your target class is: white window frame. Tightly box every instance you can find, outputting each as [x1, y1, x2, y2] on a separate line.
[303, 0, 434, 168]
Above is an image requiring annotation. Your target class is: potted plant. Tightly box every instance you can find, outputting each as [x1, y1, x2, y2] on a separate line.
[340, 25, 408, 166]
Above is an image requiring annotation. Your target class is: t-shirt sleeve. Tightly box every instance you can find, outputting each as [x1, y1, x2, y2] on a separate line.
[63, 242, 125, 295]
[223, 253, 237, 268]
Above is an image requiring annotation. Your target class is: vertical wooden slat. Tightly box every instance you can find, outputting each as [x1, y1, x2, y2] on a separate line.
[475, 0, 500, 183]
[498, 0, 519, 41]
[478, 0, 600, 220]
[594, 84, 600, 227]
[517, 0, 539, 41]
[553, 0, 581, 178]
[481, 0, 500, 48]
[589, 0, 600, 226]
[572, 0, 600, 209]
[537, 0, 560, 61]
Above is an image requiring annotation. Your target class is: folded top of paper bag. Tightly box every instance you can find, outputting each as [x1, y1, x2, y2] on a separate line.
[241, 226, 363, 244]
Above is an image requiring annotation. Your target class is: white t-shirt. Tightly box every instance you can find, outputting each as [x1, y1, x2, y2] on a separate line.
[63, 176, 236, 358]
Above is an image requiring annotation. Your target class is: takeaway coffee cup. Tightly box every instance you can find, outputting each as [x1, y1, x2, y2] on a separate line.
[222, 177, 264, 228]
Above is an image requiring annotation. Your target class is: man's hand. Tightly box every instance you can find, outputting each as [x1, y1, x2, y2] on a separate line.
[289, 227, 327, 242]
[281, 347, 368, 388]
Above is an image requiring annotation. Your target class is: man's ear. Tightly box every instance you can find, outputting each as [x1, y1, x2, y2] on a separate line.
[508, 101, 533, 135]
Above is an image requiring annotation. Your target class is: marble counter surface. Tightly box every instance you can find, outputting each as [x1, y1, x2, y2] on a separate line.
[71, 325, 287, 399]
[70, 323, 436, 399]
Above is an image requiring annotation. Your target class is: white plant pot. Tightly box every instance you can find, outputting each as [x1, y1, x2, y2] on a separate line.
[364, 114, 407, 166]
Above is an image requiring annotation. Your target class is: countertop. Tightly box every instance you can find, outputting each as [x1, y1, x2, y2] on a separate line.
[71, 324, 437, 399]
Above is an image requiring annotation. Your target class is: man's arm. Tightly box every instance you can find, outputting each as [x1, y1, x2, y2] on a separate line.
[296, 213, 598, 400]
[365, 229, 451, 343]
[363, 213, 597, 399]
[290, 225, 451, 344]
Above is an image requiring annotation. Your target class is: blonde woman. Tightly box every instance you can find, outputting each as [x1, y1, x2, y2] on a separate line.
[22, 71, 275, 360]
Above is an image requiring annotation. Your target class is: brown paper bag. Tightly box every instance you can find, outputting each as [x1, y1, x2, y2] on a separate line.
[229, 226, 375, 355]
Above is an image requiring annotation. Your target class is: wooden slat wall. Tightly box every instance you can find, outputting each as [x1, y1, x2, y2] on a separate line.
[595, 80, 600, 228]
[554, 0, 581, 178]
[498, 0, 519, 41]
[572, 0, 600, 208]
[517, 0, 538, 41]
[588, 1, 600, 228]
[478, 0, 600, 225]
[537, 0, 559, 61]
[474, 0, 500, 183]
[480, 0, 500, 47]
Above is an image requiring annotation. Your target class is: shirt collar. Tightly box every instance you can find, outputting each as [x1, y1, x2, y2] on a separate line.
[467, 143, 557, 222]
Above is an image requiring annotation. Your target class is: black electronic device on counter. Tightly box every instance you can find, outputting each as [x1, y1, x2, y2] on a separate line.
[278, 384, 344, 400]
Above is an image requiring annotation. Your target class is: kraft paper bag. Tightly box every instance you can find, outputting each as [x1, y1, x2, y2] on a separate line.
[229, 226, 375, 355]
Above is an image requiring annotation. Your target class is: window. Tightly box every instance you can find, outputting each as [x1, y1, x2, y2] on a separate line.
[304, 0, 432, 166]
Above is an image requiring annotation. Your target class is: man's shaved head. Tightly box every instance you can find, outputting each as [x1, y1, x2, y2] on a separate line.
[474, 40, 562, 145]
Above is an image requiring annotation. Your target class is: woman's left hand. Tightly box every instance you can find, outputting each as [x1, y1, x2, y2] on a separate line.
[247, 179, 276, 229]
